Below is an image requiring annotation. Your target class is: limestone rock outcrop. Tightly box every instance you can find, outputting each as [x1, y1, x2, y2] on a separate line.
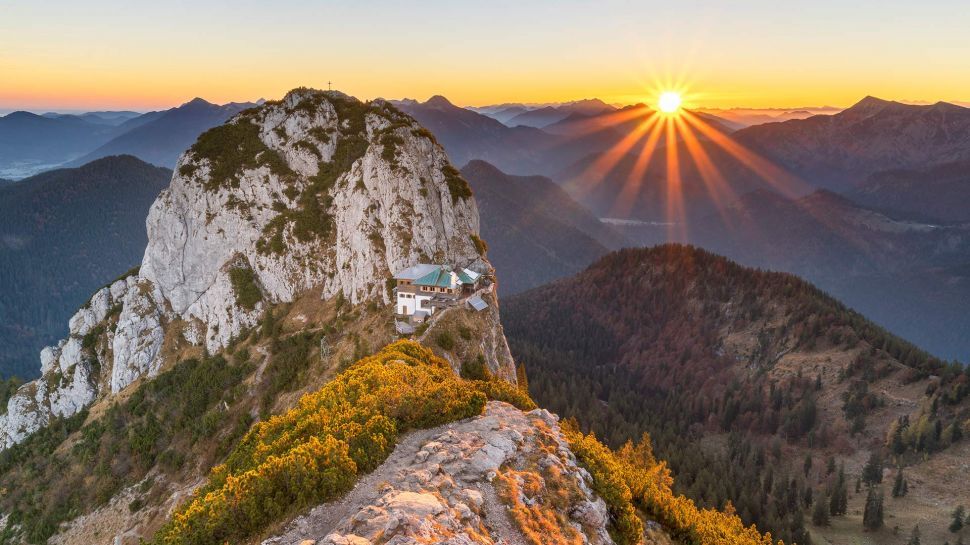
[0, 276, 133, 449]
[0, 88, 514, 450]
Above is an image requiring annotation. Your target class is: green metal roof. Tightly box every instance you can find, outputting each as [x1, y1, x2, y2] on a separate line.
[414, 267, 453, 288]
[410, 265, 480, 288]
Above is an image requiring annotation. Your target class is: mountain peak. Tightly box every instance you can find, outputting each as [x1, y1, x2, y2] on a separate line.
[4, 110, 43, 121]
[929, 100, 966, 112]
[180, 97, 215, 109]
[842, 95, 906, 117]
[843, 95, 892, 113]
[799, 188, 855, 208]
[852, 95, 891, 108]
[424, 95, 455, 108]
[568, 98, 609, 107]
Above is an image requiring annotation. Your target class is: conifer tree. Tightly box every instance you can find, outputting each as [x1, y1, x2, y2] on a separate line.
[951, 505, 966, 533]
[892, 469, 908, 498]
[862, 450, 883, 485]
[863, 487, 884, 531]
[812, 495, 830, 526]
[830, 464, 848, 516]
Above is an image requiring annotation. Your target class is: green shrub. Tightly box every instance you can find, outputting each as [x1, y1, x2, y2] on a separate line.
[260, 331, 323, 413]
[470, 234, 488, 256]
[0, 377, 23, 414]
[380, 131, 404, 164]
[189, 118, 293, 192]
[460, 354, 491, 381]
[294, 139, 323, 159]
[441, 164, 472, 203]
[177, 163, 197, 178]
[436, 331, 456, 350]
[228, 267, 261, 311]
[410, 126, 437, 144]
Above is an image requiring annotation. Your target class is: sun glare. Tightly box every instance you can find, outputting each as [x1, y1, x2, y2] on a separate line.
[658, 91, 682, 113]
[566, 77, 809, 242]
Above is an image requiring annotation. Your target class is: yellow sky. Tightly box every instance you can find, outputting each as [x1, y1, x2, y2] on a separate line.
[3, 0, 970, 112]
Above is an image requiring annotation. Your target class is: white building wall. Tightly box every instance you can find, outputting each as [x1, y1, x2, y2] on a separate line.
[397, 292, 417, 315]
[396, 292, 434, 316]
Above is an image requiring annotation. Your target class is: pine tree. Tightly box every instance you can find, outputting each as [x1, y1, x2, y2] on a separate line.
[862, 450, 883, 485]
[830, 464, 848, 516]
[892, 469, 908, 498]
[803, 453, 813, 477]
[812, 495, 830, 526]
[951, 505, 966, 533]
[863, 487, 885, 531]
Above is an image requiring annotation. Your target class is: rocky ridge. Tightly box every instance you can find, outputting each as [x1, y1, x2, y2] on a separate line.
[264, 401, 616, 545]
[0, 88, 514, 450]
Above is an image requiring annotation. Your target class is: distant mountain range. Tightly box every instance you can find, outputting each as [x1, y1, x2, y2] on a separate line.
[67, 98, 255, 169]
[0, 98, 254, 178]
[41, 110, 143, 126]
[393, 95, 556, 174]
[504, 98, 616, 128]
[847, 159, 970, 222]
[461, 160, 627, 295]
[0, 111, 125, 178]
[734, 96, 970, 189]
[395, 96, 737, 179]
[555, 122, 797, 222]
[471, 100, 832, 129]
[694, 106, 840, 128]
[0, 156, 171, 379]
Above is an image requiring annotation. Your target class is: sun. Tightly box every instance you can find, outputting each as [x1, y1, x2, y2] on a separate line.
[658, 91, 682, 114]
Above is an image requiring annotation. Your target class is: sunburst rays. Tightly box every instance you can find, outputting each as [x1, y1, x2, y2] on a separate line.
[565, 84, 817, 239]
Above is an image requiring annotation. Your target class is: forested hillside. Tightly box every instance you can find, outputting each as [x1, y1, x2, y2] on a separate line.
[0, 156, 170, 379]
[505, 245, 970, 545]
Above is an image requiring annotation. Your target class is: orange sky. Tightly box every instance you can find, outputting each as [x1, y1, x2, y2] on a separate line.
[3, 0, 970, 112]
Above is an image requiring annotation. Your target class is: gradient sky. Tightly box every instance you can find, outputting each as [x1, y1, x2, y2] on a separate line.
[3, 0, 970, 112]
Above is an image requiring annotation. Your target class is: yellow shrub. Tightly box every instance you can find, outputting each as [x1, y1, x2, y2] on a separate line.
[564, 426, 782, 545]
[155, 340, 533, 545]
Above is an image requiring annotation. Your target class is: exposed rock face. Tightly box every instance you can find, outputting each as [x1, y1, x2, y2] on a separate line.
[0, 88, 514, 450]
[0, 277, 132, 449]
[264, 402, 614, 545]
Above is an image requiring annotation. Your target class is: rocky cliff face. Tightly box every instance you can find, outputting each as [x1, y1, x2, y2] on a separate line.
[0, 88, 512, 450]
